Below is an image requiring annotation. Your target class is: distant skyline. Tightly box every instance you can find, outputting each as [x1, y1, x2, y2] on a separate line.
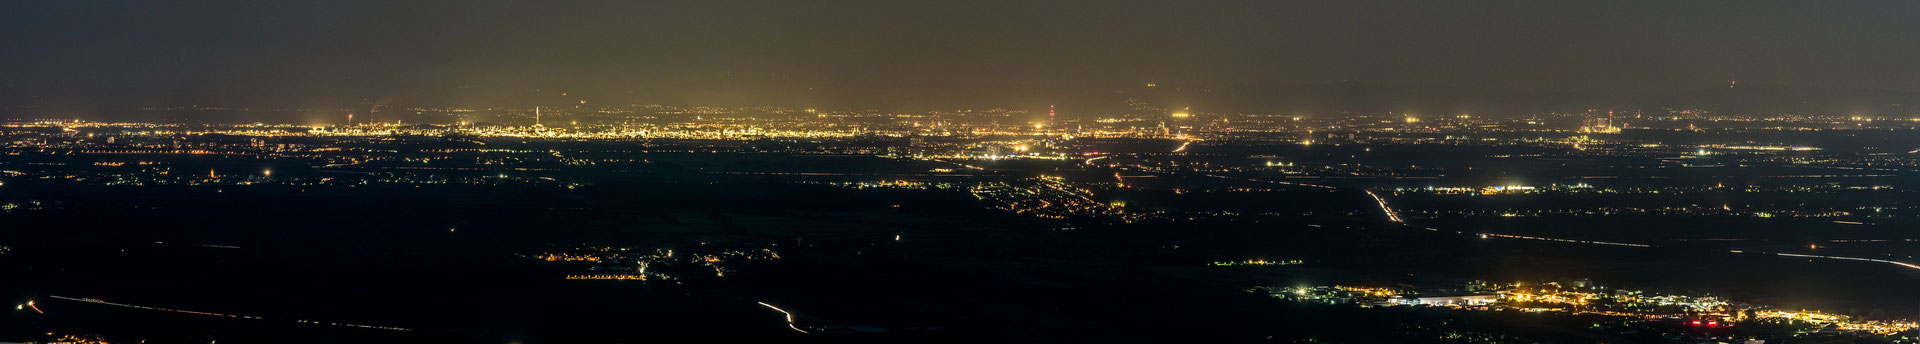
[5, 1, 1920, 113]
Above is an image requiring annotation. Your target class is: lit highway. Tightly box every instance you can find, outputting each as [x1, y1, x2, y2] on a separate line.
[1751, 252, 1920, 272]
[757, 301, 809, 334]
[46, 295, 411, 331]
[1363, 190, 1404, 223]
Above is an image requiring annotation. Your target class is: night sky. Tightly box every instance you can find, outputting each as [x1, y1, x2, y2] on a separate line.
[5, 1, 1919, 112]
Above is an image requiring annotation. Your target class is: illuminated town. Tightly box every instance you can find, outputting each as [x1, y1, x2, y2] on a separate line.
[8, 1, 1920, 343]
[4, 102, 1920, 342]
[1262, 280, 1919, 342]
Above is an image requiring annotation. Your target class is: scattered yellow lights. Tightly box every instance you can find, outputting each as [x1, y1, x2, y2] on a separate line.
[1211, 259, 1304, 266]
[1404, 116, 1420, 123]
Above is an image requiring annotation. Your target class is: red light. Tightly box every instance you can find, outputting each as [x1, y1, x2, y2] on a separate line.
[1708, 320, 1719, 327]
[1691, 320, 1702, 326]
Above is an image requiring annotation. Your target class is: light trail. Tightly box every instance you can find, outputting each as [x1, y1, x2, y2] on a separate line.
[1192, 173, 1338, 189]
[757, 302, 809, 334]
[26, 300, 42, 314]
[47, 295, 410, 331]
[1366, 189, 1657, 249]
[1363, 190, 1403, 223]
[1355, 190, 1916, 276]
[1480, 233, 1652, 248]
[1172, 141, 1193, 153]
[1330, 182, 1916, 277]
[1767, 252, 1920, 271]
[930, 159, 986, 171]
